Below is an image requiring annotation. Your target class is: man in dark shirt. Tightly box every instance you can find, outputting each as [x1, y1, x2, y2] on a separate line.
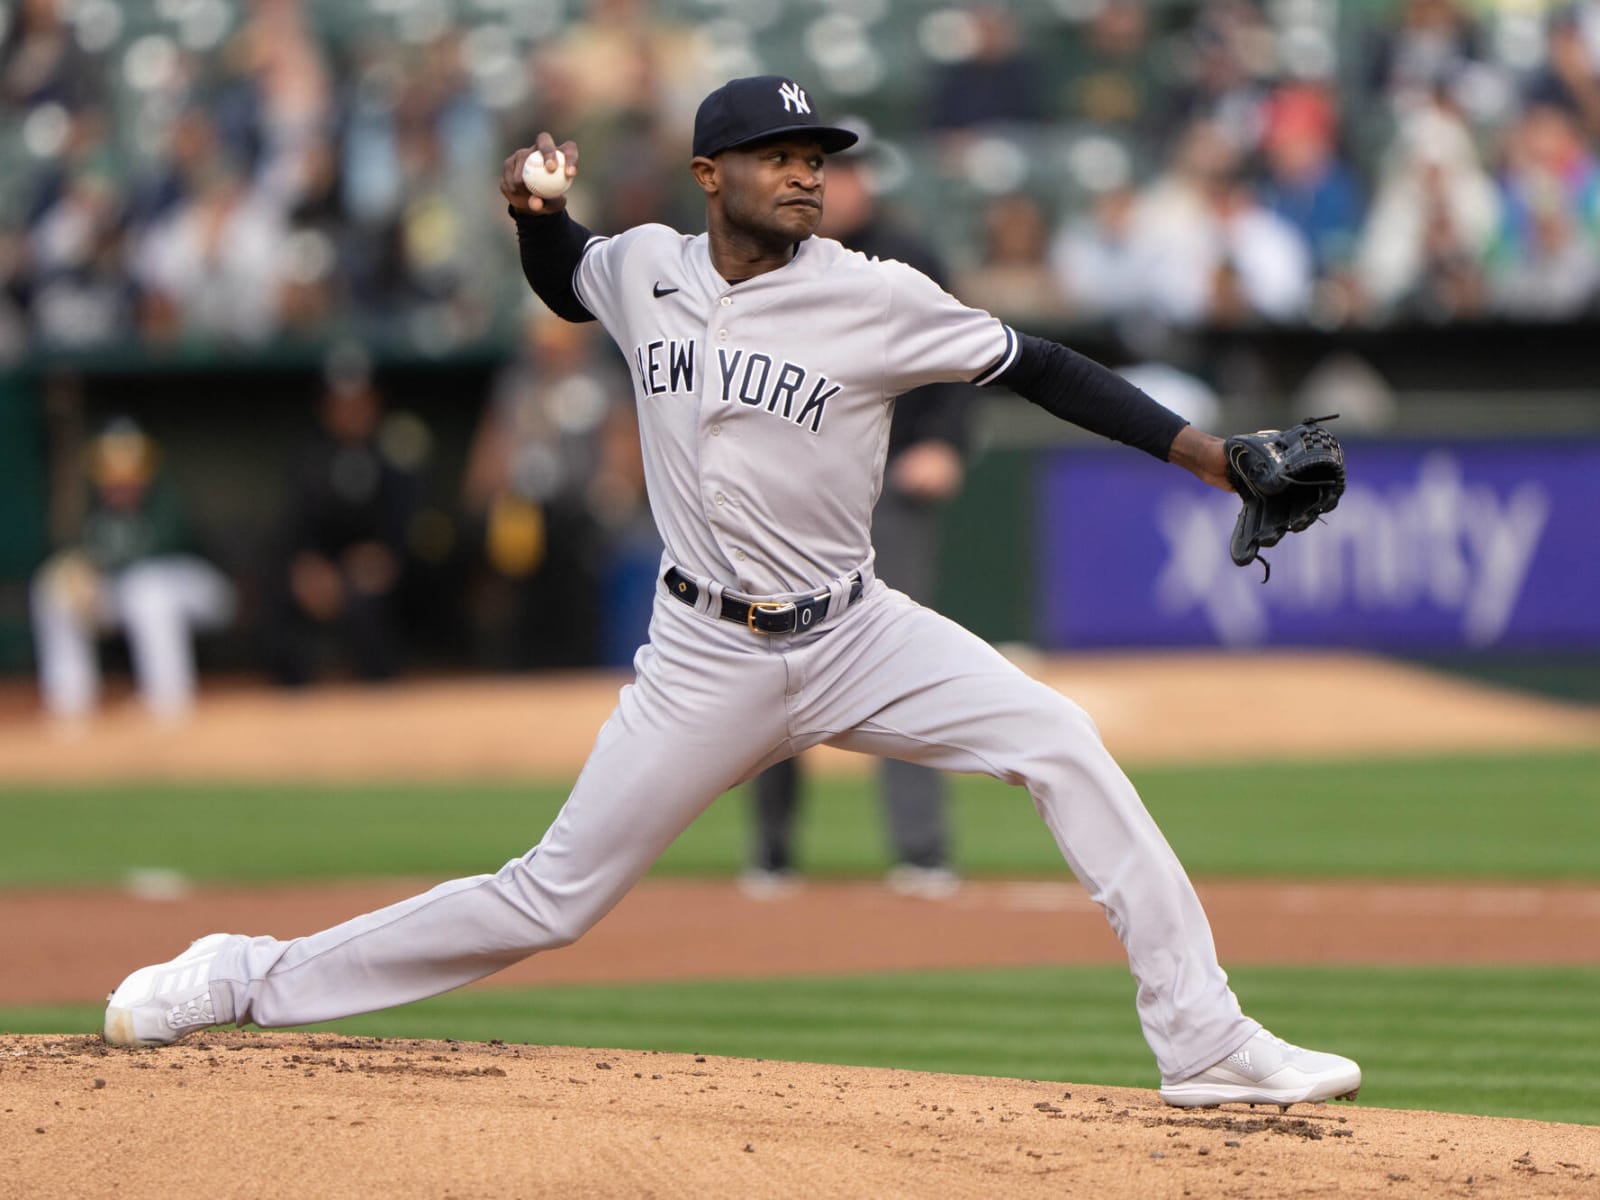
[743, 141, 973, 899]
[261, 367, 419, 686]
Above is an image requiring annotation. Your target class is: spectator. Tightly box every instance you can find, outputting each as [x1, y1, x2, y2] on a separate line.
[926, 4, 1046, 133]
[133, 156, 291, 345]
[743, 142, 975, 901]
[196, 0, 331, 188]
[231, 0, 332, 157]
[125, 106, 224, 231]
[526, 0, 712, 228]
[278, 137, 347, 335]
[1058, 0, 1166, 142]
[1366, 0, 1487, 113]
[261, 362, 421, 686]
[1127, 119, 1312, 326]
[338, 32, 501, 343]
[1488, 101, 1600, 319]
[955, 192, 1071, 324]
[30, 417, 235, 725]
[1161, 0, 1276, 152]
[1256, 83, 1365, 279]
[0, 0, 104, 111]
[459, 308, 637, 670]
[26, 165, 140, 348]
[1355, 97, 1499, 321]
[1049, 182, 1144, 320]
[1531, 6, 1600, 144]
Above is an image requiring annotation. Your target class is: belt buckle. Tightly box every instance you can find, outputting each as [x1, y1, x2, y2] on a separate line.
[747, 601, 794, 633]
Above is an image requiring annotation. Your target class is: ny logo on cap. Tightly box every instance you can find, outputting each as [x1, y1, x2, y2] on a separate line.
[778, 80, 811, 114]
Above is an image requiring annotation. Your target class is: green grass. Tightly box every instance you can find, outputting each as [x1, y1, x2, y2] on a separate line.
[3, 749, 1597, 887]
[7, 965, 1595, 1126]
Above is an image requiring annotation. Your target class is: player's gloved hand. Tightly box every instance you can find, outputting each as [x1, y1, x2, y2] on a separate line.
[501, 133, 579, 215]
[1224, 415, 1345, 582]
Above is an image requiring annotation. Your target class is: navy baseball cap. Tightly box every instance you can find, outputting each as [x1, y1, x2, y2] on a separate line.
[692, 76, 860, 159]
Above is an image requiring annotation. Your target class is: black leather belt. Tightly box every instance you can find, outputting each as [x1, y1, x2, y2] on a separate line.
[664, 566, 863, 634]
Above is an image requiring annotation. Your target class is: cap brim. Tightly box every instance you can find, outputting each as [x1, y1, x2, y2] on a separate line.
[715, 124, 860, 156]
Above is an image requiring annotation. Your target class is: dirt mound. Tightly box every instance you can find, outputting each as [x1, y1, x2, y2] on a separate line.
[4, 1032, 1594, 1199]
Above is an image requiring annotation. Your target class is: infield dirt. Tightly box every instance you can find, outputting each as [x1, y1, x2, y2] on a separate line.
[3, 1033, 1596, 1199]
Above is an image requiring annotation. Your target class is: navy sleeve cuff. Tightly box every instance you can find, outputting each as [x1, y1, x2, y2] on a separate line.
[993, 333, 1189, 461]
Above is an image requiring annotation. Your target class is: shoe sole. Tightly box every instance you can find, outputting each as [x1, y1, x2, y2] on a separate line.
[103, 1000, 216, 1048]
[1160, 1081, 1361, 1110]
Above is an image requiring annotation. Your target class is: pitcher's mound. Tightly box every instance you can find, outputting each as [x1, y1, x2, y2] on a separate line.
[4, 1032, 1594, 1199]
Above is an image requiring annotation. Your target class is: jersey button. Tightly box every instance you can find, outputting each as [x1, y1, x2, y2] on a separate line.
[735, 550, 747, 561]
[719, 296, 732, 307]
[714, 493, 725, 506]
[710, 424, 721, 436]
[716, 329, 728, 340]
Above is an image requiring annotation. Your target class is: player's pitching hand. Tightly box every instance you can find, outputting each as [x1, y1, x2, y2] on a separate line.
[503, 134, 579, 215]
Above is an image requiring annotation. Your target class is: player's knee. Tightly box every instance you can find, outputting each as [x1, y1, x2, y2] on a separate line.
[535, 908, 598, 950]
[1019, 695, 1109, 779]
[119, 569, 170, 620]
[1060, 697, 1105, 746]
[1026, 685, 1103, 747]
[496, 863, 600, 949]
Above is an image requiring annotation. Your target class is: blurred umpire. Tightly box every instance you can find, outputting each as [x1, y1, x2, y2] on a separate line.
[744, 127, 974, 900]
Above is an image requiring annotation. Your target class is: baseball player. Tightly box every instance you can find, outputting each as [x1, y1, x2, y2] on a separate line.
[31, 417, 235, 725]
[105, 77, 1360, 1110]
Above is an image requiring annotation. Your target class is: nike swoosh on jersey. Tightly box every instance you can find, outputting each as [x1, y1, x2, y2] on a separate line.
[652, 282, 679, 298]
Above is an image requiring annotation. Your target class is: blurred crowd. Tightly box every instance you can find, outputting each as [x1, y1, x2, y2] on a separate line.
[935, 0, 1600, 330]
[5, 0, 1600, 360]
[11, 0, 1600, 710]
[0, 0, 717, 356]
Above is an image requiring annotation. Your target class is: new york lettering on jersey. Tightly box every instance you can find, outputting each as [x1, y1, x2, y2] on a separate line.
[628, 335, 838, 434]
[632, 338, 696, 397]
[716, 347, 838, 433]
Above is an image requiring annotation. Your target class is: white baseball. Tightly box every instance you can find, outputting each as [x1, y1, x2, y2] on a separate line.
[521, 149, 571, 199]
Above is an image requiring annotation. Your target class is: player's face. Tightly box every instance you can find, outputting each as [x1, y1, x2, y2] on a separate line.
[714, 136, 827, 244]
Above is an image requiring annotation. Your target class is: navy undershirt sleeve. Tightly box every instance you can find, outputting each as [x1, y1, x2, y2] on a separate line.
[994, 333, 1189, 462]
[509, 206, 596, 323]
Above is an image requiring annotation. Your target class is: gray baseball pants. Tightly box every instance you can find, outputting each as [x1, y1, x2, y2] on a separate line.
[208, 575, 1257, 1083]
[750, 487, 951, 870]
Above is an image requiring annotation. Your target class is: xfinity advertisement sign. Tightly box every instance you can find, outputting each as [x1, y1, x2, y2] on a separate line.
[1038, 441, 1598, 649]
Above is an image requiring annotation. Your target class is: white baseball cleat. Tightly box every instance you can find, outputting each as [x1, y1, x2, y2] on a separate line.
[737, 867, 803, 901]
[884, 863, 962, 901]
[103, 933, 235, 1047]
[1159, 1029, 1361, 1110]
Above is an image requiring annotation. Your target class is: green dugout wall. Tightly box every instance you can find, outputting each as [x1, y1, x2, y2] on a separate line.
[0, 371, 46, 670]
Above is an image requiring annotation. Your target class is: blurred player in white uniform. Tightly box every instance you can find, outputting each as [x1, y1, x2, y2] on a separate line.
[31, 417, 234, 725]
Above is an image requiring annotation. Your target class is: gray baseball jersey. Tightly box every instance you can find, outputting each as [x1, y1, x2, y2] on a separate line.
[199, 226, 1259, 1086]
[573, 226, 1016, 595]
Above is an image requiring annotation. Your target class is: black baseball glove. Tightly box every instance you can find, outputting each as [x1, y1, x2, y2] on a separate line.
[1224, 416, 1345, 581]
